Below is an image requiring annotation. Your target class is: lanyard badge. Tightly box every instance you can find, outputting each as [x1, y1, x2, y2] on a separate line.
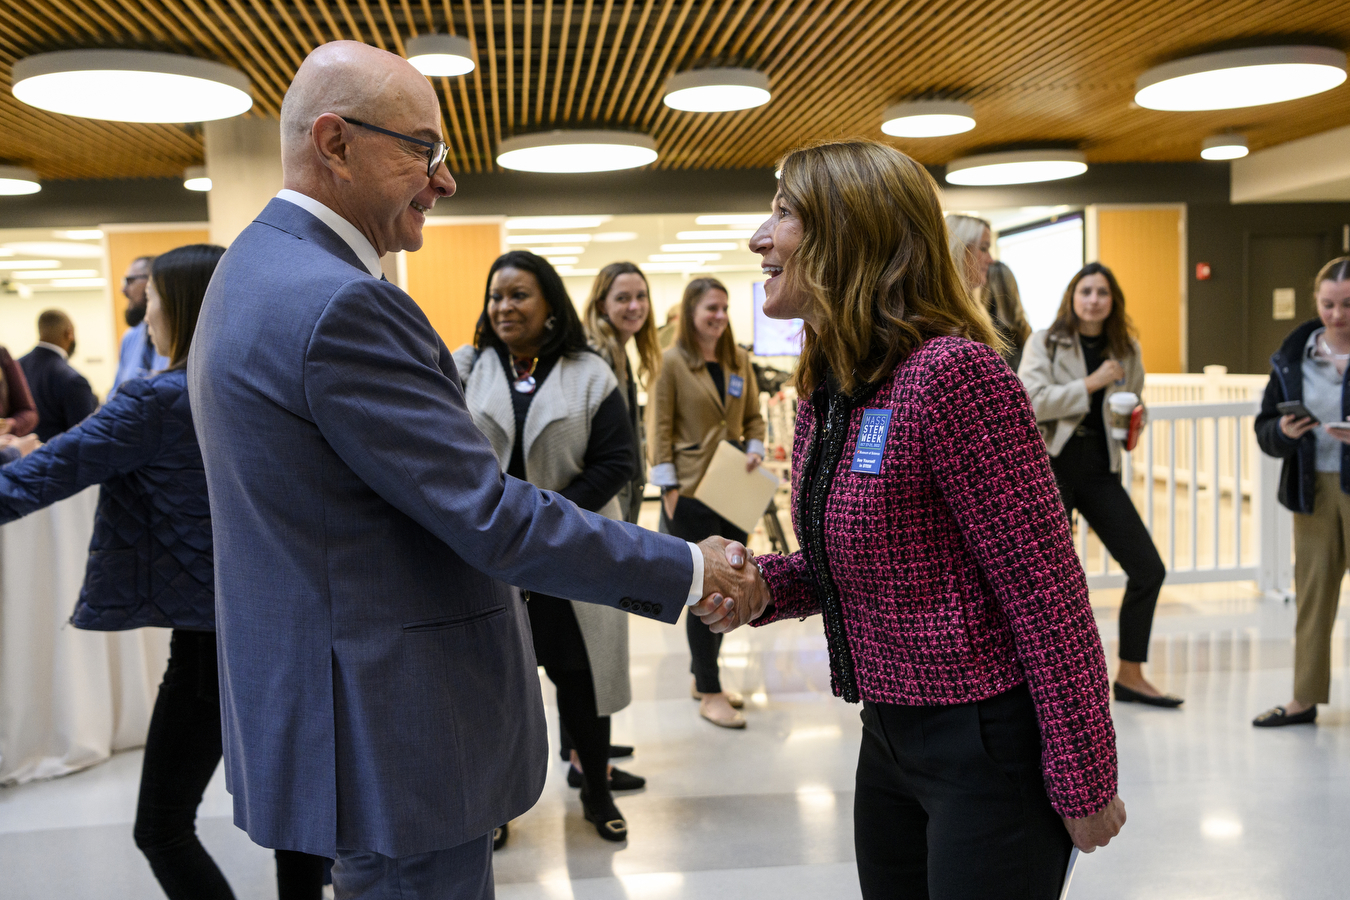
[850, 408, 893, 474]
[728, 374, 744, 398]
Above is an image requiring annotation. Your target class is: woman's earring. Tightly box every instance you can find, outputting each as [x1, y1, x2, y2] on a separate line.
[545, 315, 557, 330]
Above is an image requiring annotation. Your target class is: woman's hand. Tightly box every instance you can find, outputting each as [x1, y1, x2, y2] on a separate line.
[1083, 359, 1125, 393]
[1062, 794, 1126, 852]
[662, 488, 679, 519]
[745, 452, 763, 472]
[1324, 423, 1350, 445]
[1280, 414, 1317, 440]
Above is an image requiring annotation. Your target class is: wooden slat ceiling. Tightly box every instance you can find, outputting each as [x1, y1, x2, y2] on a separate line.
[1, 0, 1348, 180]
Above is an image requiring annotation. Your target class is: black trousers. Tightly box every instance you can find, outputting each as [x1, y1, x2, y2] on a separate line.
[854, 685, 1073, 900]
[1051, 436, 1166, 663]
[133, 630, 326, 900]
[659, 495, 748, 694]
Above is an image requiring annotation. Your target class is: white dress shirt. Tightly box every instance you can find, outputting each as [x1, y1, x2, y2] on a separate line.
[274, 190, 708, 605]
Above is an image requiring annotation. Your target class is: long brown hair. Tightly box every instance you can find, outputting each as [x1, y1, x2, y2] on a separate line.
[983, 260, 1032, 346]
[776, 139, 1001, 395]
[676, 277, 737, 369]
[584, 262, 661, 385]
[1047, 262, 1137, 360]
[150, 244, 226, 370]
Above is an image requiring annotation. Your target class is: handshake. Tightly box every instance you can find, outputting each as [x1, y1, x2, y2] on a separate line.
[689, 537, 772, 633]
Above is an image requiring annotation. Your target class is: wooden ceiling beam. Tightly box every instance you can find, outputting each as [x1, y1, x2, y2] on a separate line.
[601, 0, 656, 121]
[561, 0, 596, 124]
[576, 0, 617, 124]
[611, 0, 676, 123]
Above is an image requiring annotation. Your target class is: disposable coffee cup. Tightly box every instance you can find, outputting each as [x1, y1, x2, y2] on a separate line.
[1108, 392, 1138, 440]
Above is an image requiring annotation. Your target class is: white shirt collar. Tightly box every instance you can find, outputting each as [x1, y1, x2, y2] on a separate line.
[36, 341, 68, 360]
[275, 189, 383, 279]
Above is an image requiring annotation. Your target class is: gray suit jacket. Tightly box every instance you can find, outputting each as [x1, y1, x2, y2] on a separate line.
[188, 198, 689, 858]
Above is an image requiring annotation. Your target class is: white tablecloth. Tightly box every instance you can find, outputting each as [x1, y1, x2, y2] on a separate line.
[0, 487, 171, 785]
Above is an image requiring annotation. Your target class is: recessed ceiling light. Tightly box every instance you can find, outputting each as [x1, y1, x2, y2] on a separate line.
[405, 33, 476, 77]
[47, 278, 106, 289]
[663, 68, 771, 112]
[660, 242, 739, 252]
[497, 131, 658, 173]
[506, 216, 611, 230]
[13, 50, 252, 122]
[695, 214, 768, 226]
[676, 230, 755, 240]
[1, 241, 103, 258]
[880, 100, 976, 138]
[1201, 134, 1249, 160]
[542, 256, 579, 265]
[526, 246, 586, 255]
[12, 268, 100, 279]
[1135, 46, 1347, 111]
[591, 231, 638, 243]
[0, 166, 41, 196]
[54, 230, 102, 240]
[183, 166, 211, 192]
[649, 253, 722, 262]
[505, 234, 593, 244]
[945, 150, 1088, 185]
[0, 259, 60, 270]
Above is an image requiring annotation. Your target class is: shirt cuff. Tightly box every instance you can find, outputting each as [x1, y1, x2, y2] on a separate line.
[649, 462, 678, 488]
[746, 439, 766, 459]
[685, 541, 704, 606]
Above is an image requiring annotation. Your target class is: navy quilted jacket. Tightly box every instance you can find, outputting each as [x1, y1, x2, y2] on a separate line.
[0, 369, 213, 631]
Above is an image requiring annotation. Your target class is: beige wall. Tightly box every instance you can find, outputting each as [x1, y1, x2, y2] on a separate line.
[204, 118, 284, 248]
[403, 222, 505, 350]
[0, 289, 120, 401]
[1095, 207, 1186, 373]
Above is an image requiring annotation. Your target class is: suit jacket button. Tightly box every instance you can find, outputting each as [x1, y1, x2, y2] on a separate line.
[641, 601, 652, 613]
[620, 598, 631, 609]
[652, 603, 662, 616]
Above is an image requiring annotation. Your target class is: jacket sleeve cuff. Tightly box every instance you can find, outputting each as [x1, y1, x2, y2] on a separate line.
[685, 542, 704, 606]
[649, 462, 678, 488]
[746, 439, 766, 459]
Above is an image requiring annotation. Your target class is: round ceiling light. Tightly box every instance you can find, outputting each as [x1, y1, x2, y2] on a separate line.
[0, 166, 41, 196]
[881, 100, 976, 137]
[1135, 46, 1347, 111]
[1201, 134, 1249, 160]
[945, 150, 1088, 186]
[497, 131, 658, 173]
[663, 68, 771, 112]
[12, 50, 252, 122]
[183, 166, 212, 192]
[405, 33, 476, 77]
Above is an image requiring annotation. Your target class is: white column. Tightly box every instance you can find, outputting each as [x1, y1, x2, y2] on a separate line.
[203, 117, 283, 248]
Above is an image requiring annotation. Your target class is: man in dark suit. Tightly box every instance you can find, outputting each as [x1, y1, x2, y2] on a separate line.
[189, 41, 752, 899]
[19, 310, 98, 442]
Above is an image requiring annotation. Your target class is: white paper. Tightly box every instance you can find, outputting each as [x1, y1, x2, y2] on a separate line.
[1058, 848, 1081, 900]
[692, 441, 781, 534]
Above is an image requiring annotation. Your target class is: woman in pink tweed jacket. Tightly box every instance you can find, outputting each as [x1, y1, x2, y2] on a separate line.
[700, 140, 1124, 899]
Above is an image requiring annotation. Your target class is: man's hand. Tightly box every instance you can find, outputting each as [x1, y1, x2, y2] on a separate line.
[663, 488, 679, 519]
[1062, 794, 1125, 852]
[745, 452, 763, 472]
[690, 537, 770, 633]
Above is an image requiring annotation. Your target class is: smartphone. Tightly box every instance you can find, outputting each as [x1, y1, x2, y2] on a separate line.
[1277, 400, 1319, 422]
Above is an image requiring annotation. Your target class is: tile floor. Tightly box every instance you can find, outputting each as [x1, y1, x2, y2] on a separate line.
[2, 580, 1349, 899]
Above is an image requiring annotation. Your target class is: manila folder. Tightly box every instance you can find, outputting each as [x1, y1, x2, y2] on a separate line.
[692, 441, 781, 534]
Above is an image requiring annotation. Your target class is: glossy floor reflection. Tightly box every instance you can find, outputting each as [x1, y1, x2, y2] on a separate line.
[2, 581, 1349, 899]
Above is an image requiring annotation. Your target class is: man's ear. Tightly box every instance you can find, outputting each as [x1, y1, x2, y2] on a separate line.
[312, 113, 355, 182]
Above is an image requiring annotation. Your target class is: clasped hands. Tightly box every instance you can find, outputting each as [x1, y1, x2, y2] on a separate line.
[689, 536, 770, 633]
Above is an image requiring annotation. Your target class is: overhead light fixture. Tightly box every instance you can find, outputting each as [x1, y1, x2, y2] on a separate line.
[0, 259, 60, 270]
[506, 216, 611, 230]
[13, 50, 252, 122]
[662, 68, 771, 112]
[0, 166, 41, 195]
[12, 268, 100, 279]
[676, 230, 755, 240]
[660, 242, 739, 252]
[527, 246, 585, 255]
[1135, 46, 1347, 111]
[1201, 134, 1249, 160]
[48, 278, 107, 289]
[505, 234, 593, 244]
[649, 253, 722, 262]
[945, 150, 1088, 186]
[695, 214, 768, 226]
[542, 256, 579, 265]
[183, 166, 211, 192]
[405, 33, 476, 77]
[1, 241, 103, 258]
[497, 131, 658, 173]
[592, 231, 638, 243]
[880, 100, 976, 138]
[53, 229, 102, 240]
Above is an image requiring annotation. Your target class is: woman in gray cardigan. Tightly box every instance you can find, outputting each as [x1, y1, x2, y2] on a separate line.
[455, 251, 641, 844]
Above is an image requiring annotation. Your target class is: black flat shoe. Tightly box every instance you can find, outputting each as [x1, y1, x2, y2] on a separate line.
[1113, 682, 1184, 708]
[567, 765, 646, 791]
[492, 823, 508, 851]
[1253, 704, 1317, 727]
[558, 743, 634, 762]
[579, 787, 627, 842]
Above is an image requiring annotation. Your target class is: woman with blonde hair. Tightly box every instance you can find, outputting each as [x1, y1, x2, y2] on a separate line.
[585, 261, 661, 525]
[945, 213, 993, 292]
[648, 276, 765, 729]
[699, 139, 1122, 897]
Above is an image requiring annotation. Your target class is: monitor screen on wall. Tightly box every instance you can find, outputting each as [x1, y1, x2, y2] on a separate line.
[752, 281, 804, 356]
[996, 215, 1085, 332]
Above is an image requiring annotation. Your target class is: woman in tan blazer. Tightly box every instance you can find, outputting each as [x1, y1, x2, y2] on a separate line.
[649, 277, 766, 728]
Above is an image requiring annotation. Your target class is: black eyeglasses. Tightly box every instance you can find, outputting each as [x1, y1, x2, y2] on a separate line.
[122, 274, 148, 286]
[343, 117, 449, 178]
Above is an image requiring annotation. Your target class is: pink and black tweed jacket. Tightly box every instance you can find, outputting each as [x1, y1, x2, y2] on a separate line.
[753, 335, 1117, 818]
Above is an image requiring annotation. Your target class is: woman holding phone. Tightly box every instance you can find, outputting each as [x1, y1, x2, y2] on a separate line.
[1253, 255, 1350, 727]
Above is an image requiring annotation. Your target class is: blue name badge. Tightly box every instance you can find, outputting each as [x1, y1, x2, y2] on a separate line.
[728, 374, 744, 398]
[850, 408, 893, 474]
